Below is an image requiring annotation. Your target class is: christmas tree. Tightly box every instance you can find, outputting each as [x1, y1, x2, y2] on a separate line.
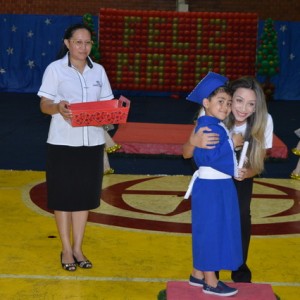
[256, 18, 280, 100]
[83, 13, 100, 62]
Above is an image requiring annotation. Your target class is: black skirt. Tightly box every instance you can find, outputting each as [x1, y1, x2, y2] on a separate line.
[46, 144, 104, 211]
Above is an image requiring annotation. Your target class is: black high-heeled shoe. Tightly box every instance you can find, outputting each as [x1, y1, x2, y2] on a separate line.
[73, 255, 92, 269]
[61, 252, 77, 271]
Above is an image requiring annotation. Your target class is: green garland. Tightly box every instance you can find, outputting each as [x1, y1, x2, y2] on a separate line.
[256, 18, 280, 77]
[83, 13, 100, 62]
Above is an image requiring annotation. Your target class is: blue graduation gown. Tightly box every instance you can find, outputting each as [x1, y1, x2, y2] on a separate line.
[191, 116, 243, 271]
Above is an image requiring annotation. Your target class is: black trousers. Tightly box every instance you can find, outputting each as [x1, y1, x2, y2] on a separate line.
[231, 177, 254, 283]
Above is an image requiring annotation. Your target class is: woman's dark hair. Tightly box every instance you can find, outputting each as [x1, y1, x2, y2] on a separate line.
[56, 23, 93, 59]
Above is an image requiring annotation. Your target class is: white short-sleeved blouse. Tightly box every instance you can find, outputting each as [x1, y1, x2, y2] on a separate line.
[38, 54, 114, 146]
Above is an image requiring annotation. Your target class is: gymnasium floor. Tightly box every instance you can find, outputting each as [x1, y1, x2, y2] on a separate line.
[0, 170, 299, 299]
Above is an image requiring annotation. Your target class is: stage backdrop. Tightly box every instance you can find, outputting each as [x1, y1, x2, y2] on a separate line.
[0, 13, 300, 100]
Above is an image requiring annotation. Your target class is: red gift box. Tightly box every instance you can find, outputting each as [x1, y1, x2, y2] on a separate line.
[69, 96, 130, 127]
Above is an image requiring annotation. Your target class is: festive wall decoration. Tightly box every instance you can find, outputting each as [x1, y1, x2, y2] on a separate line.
[99, 9, 258, 92]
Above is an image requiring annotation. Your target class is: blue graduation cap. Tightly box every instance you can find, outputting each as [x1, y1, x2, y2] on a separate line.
[187, 72, 228, 104]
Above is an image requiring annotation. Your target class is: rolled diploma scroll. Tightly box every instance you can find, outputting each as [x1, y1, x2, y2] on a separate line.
[238, 141, 249, 168]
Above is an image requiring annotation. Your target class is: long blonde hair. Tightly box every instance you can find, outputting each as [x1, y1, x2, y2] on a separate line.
[225, 77, 268, 175]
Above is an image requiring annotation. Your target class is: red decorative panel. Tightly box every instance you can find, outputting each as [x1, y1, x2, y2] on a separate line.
[99, 9, 258, 92]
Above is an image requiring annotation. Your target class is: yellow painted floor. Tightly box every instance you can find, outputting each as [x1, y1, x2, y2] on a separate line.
[0, 170, 300, 299]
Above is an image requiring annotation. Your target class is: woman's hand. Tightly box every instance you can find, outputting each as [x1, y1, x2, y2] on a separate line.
[182, 126, 219, 158]
[191, 127, 219, 148]
[40, 97, 72, 120]
[57, 100, 72, 120]
[235, 167, 256, 181]
[235, 167, 247, 181]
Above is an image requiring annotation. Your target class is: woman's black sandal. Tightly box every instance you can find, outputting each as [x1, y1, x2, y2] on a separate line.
[73, 255, 92, 269]
[61, 253, 77, 271]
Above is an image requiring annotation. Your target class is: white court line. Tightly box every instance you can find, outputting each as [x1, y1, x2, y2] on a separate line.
[0, 274, 300, 287]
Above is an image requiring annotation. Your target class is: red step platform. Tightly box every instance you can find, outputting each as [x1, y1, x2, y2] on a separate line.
[166, 281, 277, 299]
[113, 122, 288, 159]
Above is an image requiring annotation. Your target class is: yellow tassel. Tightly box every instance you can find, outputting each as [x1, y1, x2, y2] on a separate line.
[104, 168, 114, 175]
[290, 173, 300, 180]
[106, 144, 121, 153]
[291, 148, 300, 156]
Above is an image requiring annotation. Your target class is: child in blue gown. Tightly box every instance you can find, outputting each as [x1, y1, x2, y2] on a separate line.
[184, 72, 243, 297]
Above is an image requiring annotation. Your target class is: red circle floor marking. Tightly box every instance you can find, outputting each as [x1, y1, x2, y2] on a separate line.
[29, 177, 300, 235]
